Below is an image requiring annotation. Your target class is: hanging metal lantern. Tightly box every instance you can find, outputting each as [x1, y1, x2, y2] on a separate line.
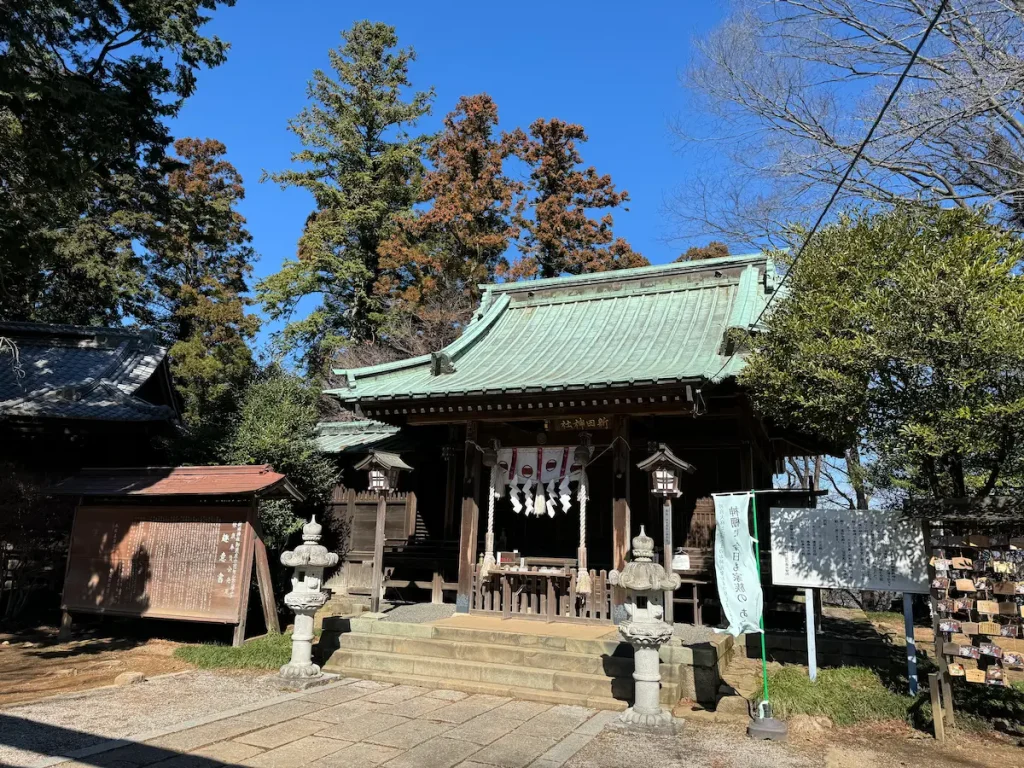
[636, 444, 695, 498]
[354, 451, 413, 492]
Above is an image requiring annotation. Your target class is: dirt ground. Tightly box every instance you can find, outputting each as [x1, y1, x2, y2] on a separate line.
[0, 626, 192, 707]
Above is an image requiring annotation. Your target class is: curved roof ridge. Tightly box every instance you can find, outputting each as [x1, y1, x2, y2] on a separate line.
[477, 251, 768, 294]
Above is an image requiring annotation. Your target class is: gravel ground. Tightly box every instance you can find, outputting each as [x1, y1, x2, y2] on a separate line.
[567, 723, 819, 768]
[673, 622, 715, 644]
[379, 602, 456, 623]
[0, 671, 284, 768]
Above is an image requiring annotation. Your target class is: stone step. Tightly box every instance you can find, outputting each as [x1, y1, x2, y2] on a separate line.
[324, 666, 630, 712]
[323, 648, 681, 706]
[335, 631, 643, 679]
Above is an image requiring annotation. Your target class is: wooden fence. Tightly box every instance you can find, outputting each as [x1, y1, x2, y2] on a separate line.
[470, 566, 613, 624]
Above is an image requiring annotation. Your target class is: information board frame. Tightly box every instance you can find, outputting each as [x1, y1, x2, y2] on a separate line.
[769, 506, 929, 594]
[60, 501, 278, 645]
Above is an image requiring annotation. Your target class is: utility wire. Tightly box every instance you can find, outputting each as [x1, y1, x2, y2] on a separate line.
[703, 0, 949, 385]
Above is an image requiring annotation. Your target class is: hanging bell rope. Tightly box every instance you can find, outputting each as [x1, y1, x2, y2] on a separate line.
[576, 469, 592, 595]
[480, 464, 498, 577]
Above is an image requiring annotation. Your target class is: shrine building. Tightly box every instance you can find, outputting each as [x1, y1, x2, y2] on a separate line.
[321, 252, 821, 626]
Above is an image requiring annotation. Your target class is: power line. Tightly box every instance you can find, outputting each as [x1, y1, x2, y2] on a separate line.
[704, 0, 949, 385]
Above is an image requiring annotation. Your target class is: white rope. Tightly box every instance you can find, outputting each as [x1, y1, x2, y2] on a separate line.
[480, 465, 498, 576]
[576, 469, 591, 595]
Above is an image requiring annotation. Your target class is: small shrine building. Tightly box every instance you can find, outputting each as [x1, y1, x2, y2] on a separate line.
[323, 252, 821, 624]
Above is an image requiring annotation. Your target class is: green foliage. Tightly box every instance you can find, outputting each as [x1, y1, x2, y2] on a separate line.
[151, 137, 259, 455]
[174, 631, 293, 669]
[0, 0, 234, 325]
[767, 666, 914, 726]
[221, 367, 338, 548]
[258, 21, 434, 373]
[742, 205, 1024, 502]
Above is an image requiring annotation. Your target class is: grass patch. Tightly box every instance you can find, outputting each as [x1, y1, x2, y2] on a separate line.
[865, 611, 904, 625]
[174, 632, 292, 670]
[766, 666, 914, 726]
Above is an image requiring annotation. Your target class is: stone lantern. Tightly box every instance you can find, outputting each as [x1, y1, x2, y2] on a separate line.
[277, 515, 339, 687]
[609, 526, 682, 732]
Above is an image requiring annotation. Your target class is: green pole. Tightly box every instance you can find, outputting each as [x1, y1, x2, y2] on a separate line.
[750, 490, 770, 707]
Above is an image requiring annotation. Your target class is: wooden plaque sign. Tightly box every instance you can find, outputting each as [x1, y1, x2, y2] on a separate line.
[62, 506, 256, 624]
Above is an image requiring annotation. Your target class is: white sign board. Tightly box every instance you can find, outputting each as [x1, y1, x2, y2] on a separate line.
[770, 507, 928, 593]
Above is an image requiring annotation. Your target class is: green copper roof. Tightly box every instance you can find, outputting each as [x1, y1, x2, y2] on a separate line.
[315, 420, 401, 453]
[326, 252, 775, 405]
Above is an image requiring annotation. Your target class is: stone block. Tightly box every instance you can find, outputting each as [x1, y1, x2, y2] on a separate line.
[551, 672, 613, 698]
[191, 740, 265, 763]
[363, 684, 430, 704]
[370, 621, 434, 638]
[412, 657, 484, 681]
[482, 663, 555, 690]
[314, 712, 408, 742]
[241, 735, 348, 768]
[365, 718, 452, 749]
[457, 642, 527, 667]
[383, 736, 482, 768]
[469, 734, 557, 768]
[689, 643, 718, 668]
[533, 732, 594, 765]
[310, 741, 402, 767]
[426, 695, 508, 724]
[385, 695, 452, 718]
[659, 645, 693, 665]
[446, 713, 521, 746]
[114, 671, 145, 686]
[308, 699, 385, 725]
[573, 710, 620, 736]
[244, 700, 324, 727]
[302, 682, 367, 707]
[394, 637, 454, 658]
[425, 689, 470, 702]
[234, 719, 328, 749]
[145, 718, 259, 752]
[491, 700, 553, 721]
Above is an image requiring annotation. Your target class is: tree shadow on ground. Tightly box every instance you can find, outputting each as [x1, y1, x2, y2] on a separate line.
[0, 713, 245, 768]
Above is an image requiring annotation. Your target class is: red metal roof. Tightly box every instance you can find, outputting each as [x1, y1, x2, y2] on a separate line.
[48, 465, 304, 501]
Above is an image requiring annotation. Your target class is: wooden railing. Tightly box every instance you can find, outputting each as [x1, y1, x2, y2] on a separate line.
[470, 566, 613, 624]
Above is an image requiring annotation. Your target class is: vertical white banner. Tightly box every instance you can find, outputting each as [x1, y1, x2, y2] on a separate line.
[713, 492, 764, 636]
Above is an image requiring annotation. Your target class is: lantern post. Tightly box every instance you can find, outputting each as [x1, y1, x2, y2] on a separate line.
[353, 451, 413, 613]
[636, 444, 695, 623]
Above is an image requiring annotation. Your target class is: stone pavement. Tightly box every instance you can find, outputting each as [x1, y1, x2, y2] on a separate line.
[49, 678, 623, 768]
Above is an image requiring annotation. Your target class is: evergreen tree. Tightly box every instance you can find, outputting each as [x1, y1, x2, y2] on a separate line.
[0, 0, 233, 325]
[258, 21, 433, 374]
[509, 119, 647, 279]
[149, 138, 259, 451]
[676, 241, 729, 262]
[380, 93, 521, 312]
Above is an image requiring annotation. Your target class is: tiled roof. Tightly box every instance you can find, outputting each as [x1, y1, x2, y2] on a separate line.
[47, 465, 303, 500]
[326, 252, 775, 405]
[0, 321, 175, 422]
[315, 420, 401, 453]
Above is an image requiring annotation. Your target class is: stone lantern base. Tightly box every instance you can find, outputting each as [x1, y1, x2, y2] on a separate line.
[610, 711, 684, 736]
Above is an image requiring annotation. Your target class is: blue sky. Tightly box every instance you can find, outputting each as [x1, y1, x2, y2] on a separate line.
[169, 1, 727, 346]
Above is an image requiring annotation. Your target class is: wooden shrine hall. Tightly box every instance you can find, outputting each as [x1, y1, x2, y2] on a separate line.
[325, 252, 819, 625]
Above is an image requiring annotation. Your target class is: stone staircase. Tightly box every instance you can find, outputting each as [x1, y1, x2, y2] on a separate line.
[318, 616, 728, 711]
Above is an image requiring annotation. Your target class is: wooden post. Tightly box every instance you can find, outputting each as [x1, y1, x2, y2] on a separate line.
[928, 672, 945, 742]
[662, 497, 674, 624]
[370, 494, 387, 613]
[903, 592, 918, 695]
[250, 503, 280, 634]
[805, 588, 817, 681]
[611, 415, 631, 624]
[456, 422, 481, 613]
[58, 611, 73, 642]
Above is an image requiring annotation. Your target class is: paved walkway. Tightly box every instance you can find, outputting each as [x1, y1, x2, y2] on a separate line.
[27, 677, 625, 768]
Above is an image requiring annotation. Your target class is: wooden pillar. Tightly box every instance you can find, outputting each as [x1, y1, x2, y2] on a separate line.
[456, 422, 481, 613]
[370, 495, 387, 613]
[250, 504, 281, 634]
[611, 415, 631, 623]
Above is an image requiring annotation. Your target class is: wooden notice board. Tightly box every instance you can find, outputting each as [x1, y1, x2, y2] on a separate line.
[62, 505, 260, 626]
